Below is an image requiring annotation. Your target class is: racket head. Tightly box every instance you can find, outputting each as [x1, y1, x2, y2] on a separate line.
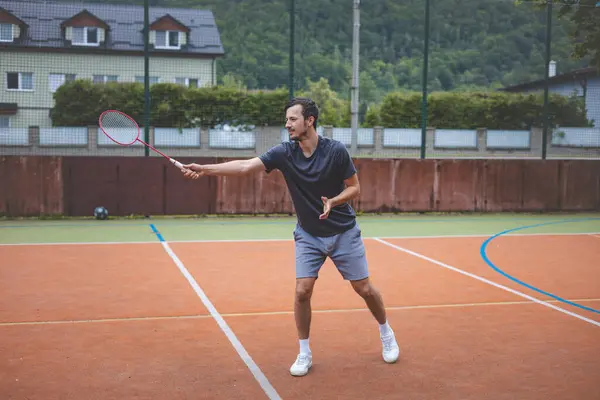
[98, 110, 141, 146]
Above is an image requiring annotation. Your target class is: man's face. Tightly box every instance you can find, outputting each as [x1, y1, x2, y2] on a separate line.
[285, 104, 313, 142]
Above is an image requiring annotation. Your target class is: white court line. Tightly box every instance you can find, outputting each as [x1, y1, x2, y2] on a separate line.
[373, 238, 600, 327]
[2, 231, 600, 247]
[158, 240, 281, 400]
[3, 298, 599, 327]
[590, 234, 600, 239]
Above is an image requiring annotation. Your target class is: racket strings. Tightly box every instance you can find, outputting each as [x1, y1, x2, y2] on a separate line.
[100, 111, 140, 145]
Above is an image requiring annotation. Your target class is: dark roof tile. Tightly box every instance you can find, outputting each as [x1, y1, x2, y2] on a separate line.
[0, 0, 224, 56]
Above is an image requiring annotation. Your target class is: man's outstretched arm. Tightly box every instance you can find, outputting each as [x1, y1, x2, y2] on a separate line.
[182, 157, 265, 178]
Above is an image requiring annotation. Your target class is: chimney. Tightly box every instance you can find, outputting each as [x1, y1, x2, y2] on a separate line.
[549, 60, 556, 77]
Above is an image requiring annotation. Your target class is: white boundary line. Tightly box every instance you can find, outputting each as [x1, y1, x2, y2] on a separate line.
[373, 238, 600, 327]
[2, 298, 599, 327]
[2, 231, 600, 247]
[159, 240, 281, 400]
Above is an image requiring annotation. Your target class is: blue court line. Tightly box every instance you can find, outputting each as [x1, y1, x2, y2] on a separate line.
[149, 224, 165, 242]
[480, 218, 600, 314]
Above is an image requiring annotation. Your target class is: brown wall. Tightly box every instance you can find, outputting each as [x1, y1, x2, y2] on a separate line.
[61, 157, 217, 216]
[1, 156, 599, 217]
[0, 156, 64, 216]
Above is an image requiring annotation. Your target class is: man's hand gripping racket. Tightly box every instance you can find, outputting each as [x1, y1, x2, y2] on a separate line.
[98, 110, 200, 177]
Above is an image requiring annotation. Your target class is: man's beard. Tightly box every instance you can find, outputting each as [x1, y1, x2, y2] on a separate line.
[289, 127, 307, 142]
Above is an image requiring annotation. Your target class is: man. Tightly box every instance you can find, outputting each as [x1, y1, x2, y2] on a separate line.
[181, 97, 399, 377]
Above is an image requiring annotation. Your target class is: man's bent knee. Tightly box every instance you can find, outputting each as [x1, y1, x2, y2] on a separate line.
[295, 277, 317, 302]
[350, 278, 376, 299]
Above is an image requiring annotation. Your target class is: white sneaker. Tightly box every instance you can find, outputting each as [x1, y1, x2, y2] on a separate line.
[290, 353, 312, 376]
[381, 332, 400, 363]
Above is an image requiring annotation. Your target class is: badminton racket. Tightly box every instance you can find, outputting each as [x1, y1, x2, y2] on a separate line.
[98, 110, 184, 170]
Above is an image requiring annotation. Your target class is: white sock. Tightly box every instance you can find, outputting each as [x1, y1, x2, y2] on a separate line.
[379, 321, 392, 337]
[299, 339, 311, 355]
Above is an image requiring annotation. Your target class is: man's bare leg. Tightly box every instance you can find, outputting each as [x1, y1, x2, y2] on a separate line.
[350, 277, 400, 363]
[290, 277, 317, 376]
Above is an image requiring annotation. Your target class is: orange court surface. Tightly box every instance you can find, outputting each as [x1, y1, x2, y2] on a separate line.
[1, 215, 599, 399]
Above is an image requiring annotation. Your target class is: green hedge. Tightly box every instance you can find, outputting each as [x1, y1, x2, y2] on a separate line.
[372, 91, 590, 129]
[51, 81, 590, 129]
[51, 80, 287, 128]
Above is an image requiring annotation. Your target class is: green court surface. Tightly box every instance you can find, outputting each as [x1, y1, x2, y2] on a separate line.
[1, 213, 599, 244]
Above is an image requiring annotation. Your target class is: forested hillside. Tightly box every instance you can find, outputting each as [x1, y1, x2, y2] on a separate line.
[58, 0, 589, 105]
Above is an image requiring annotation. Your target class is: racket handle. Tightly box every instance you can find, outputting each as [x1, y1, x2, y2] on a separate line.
[170, 158, 184, 170]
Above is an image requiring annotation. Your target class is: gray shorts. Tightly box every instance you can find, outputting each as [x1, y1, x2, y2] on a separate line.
[293, 223, 369, 281]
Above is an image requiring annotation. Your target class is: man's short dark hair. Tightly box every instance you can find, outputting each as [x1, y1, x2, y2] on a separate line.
[284, 97, 319, 129]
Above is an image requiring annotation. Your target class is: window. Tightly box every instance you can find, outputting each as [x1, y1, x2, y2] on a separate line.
[155, 30, 181, 49]
[135, 76, 160, 85]
[92, 75, 118, 83]
[72, 27, 99, 46]
[49, 73, 76, 92]
[0, 116, 9, 128]
[6, 72, 33, 91]
[87, 28, 98, 43]
[175, 78, 198, 88]
[0, 23, 12, 42]
[168, 31, 179, 47]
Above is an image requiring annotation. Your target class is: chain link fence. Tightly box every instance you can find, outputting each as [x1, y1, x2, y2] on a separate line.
[0, 0, 598, 159]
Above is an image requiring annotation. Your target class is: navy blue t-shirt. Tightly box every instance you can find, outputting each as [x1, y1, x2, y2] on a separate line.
[259, 136, 357, 237]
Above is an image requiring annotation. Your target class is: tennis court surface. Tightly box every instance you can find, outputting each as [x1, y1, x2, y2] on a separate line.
[1, 214, 599, 399]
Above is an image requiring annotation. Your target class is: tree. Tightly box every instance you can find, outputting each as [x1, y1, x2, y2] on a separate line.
[557, 0, 600, 68]
[298, 78, 351, 127]
[518, 0, 600, 69]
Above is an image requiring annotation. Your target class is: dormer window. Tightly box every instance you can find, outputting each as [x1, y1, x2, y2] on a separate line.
[149, 14, 189, 50]
[0, 23, 13, 42]
[155, 30, 181, 49]
[61, 10, 108, 47]
[72, 26, 99, 46]
[0, 8, 26, 43]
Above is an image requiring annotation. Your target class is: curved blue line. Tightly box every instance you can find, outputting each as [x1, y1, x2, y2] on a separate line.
[480, 218, 600, 314]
